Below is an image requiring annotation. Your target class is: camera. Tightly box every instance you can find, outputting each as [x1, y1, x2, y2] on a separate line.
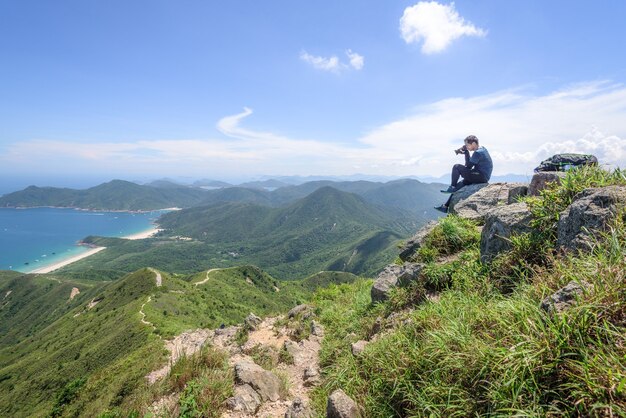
[454, 145, 467, 155]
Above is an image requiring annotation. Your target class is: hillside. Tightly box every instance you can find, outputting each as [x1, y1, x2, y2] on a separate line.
[0, 180, 209, 210]
[0, 266, 355, 417]
[58, 187, 424, 279]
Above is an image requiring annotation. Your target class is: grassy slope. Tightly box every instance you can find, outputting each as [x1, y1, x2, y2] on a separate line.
[308, 167, 626, 416]
[58, 187, 417, 279]
[0, 266, 357, 417]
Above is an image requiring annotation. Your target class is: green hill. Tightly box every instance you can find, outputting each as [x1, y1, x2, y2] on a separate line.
[0, 265, 353, 417]
[0, 180, 209, 210]
[58, 187, 419, 279]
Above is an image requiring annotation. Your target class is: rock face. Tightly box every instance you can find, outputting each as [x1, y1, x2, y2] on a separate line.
[234, 361, 282, 402]
[528, 172, 566, 196]
[245, 312, 262, 330]
[285, 397, 314, 418]
[541, 281, 592, 314]
[327, 389, 360, 418]
[450, 183, 529, 221]
[227, 384, 261, 413]
[371, 263, 423, 303]
[480, 202, 533, 262]
[398, 221, 438, 262]
[557, 186, 626, 252]
[288, 304, 311, 319]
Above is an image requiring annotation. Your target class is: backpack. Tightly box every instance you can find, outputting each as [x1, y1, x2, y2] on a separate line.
[534, 153, 598, 173]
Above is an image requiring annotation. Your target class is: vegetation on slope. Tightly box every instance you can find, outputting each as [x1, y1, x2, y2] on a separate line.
[0, 266, 356, 416]
[59, 187, 423, 279]
[308, 166, 626, 416]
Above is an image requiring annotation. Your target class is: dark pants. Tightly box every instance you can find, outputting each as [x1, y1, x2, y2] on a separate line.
[451, 164, 488, 188]
[445, 164, 488, 207]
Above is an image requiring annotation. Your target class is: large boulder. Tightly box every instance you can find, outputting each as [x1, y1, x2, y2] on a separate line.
[226, 384, 261, 414]
[528, 172, 566, 196]
[288, 304, 311, 319]
[450, 183, 529, 221]
[540, 280, 592, 314]
[371, 263, 423, 303]
[398, 221, 438, 262]
[327, 389, 361, 418]
[244, 312, 262, 330]
[234, 361, 282, 402]
[480, 202, 533, 262]
[557, 186, 626, 252]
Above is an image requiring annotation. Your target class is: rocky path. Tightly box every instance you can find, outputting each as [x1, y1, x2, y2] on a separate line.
[148, 267, 162, 287]
[194, 268, 223, 286]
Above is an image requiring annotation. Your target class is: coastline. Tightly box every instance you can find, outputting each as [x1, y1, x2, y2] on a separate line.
[29, 246, 107, 274]
[28, 225, 163, 274]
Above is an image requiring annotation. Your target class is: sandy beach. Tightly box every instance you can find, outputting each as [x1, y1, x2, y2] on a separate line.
[30, 246, 107, 274]
[123, 227, 163, 240]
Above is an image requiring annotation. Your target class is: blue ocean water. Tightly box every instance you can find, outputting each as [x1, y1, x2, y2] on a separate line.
[0, 208, 165, 272]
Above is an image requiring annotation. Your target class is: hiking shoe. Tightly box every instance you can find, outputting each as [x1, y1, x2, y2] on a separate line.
[440, 186, 457, 193]
[434, 205, 448, 213]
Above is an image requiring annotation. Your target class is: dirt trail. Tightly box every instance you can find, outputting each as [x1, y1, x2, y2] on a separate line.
[139, 296, 155, 329]
[194, 268, 222, 286]
[219, 316, 323, 418]
[148, 268, 162, 287]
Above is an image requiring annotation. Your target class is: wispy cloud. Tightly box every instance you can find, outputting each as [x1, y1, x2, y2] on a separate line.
[400, 1, 486, 54]
[2, 81, 626, 178]
[300, 49, 364, 72]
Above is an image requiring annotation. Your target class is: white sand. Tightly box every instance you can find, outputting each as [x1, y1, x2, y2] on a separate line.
[30, 247, 106, 274]
[123, 228, 162, 240]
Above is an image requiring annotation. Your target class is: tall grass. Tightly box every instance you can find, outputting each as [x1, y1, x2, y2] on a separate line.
[311, 168, 626, 416]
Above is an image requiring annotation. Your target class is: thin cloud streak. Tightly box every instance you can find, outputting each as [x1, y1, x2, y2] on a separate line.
[2, 81, 626, 178]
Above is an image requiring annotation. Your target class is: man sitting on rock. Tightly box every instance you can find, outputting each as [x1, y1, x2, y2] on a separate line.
[435, 135, 493, 213]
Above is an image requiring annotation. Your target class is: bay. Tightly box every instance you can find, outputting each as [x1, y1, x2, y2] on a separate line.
[0, 207, 165, 272]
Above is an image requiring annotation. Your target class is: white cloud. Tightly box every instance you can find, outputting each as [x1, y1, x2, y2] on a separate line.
[400, 1, 486, 54]
[346, 49, 364, 70]
[300, 49, 364, 72]
[3, 81, 626, 179]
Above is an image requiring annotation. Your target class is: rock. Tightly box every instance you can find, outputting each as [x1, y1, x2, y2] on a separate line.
[541, 281, 592, 314]
[234, 361, 282, 402]
[310, 320, 324, 337]
[327, 389, 361, 418]
[371, 263, 423, 303]
[303, 366, 320, 387]
[450, 183, 528, 221]
[370, 317, 383, 336]
[288, 304, 311, 319]
[284, 340, 300, 358]
[398, 221, 438, 261]
[351, 340, 368, 356]
[244, 313, 262, 330]
[480, 202, 533, 262]
[507, 184, 529, 204]
[557, 186, 626, 252]
[285, 397, 314, 418]
[226, 384, 261, 413]
[528, 172, 567, 196]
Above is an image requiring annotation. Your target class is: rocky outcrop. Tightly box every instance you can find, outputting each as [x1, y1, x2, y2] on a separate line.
[371, 263, 423, 303]
[245, 312, 262, 330]
[557, 186, 626, 252]
[327, 389, 361, 418]
[234, 361, 282, 402]
[528, 172, 566, 196]
[227, 384, 262, 414]
[450, 183, 529, 221]
[288, 304, 311, 319]
[540, 281, 592, 314]
[310, 320, 324, 337]
[398, 221, 438, 262]
[480, 203, 534, 262]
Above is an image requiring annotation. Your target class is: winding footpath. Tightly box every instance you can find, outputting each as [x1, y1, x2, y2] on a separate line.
[139, 268, 163, 331]
[193, 268, 222, 286]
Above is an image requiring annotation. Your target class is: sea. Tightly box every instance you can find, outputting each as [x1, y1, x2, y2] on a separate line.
[0, 207, 165, 272]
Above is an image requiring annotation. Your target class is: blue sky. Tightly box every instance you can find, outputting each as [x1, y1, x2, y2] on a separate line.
[1, 0, 626, 186]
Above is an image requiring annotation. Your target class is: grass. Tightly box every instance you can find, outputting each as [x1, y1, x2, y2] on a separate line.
[309, 167, 626, 416]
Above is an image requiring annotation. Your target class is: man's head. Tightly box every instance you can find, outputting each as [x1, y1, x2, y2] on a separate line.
[464, 135, 479, 151]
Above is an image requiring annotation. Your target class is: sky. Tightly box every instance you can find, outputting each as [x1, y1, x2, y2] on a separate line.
[1, 0, 626, 188]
